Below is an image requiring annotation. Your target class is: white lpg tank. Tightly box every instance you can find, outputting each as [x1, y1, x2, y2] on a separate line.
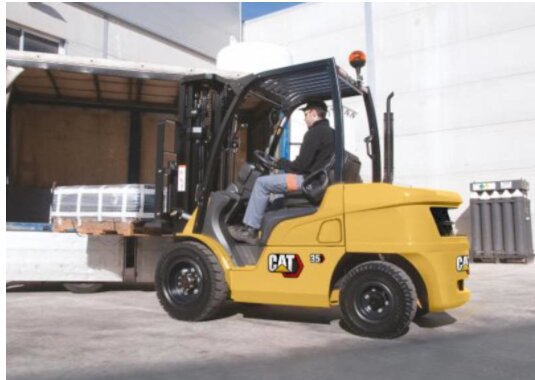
[216, 37, 293, 74]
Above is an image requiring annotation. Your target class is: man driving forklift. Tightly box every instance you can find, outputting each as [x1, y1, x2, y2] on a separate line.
[229, 100, 335, 244]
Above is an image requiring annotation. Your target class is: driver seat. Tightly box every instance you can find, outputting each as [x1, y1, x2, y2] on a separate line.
[275, 151, 362, 208]
[259, 160, 333, 244]
[280, 154, 336, 207]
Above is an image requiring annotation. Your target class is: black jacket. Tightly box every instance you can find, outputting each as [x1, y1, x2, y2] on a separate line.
[278, 119, 335, 175]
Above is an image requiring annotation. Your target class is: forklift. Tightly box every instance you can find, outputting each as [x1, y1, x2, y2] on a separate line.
[152, 51, 470, 338]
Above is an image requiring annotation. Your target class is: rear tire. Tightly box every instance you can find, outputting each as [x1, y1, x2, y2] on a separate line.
[155, 241, 229, 321]
[339, 261, 417, 339]
[63, 283, 104, 294]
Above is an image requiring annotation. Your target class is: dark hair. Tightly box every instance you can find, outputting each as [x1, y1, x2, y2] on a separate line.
[313, 107, 327, 119]
[302, 100, 328, 119]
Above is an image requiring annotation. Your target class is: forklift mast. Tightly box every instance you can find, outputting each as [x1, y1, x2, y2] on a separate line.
[153, 75, 236, 232]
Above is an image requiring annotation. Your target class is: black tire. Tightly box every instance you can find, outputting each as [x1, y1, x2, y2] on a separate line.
[339, 261, 417, 339]
[155, 241, 229, 321]
[63, 283, 104, 294]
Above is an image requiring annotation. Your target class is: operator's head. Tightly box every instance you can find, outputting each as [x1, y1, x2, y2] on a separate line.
[301, 100, 327, 128]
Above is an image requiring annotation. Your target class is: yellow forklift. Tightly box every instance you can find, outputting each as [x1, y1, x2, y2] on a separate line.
[153, 51, 470, 338]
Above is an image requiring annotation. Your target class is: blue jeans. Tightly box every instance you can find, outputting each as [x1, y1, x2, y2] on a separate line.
[243, 173, 304, 229]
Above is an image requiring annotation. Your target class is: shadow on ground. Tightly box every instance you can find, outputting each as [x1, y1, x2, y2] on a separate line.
[413, 312, 457, 328]
[227, 303, 342, 325]
[6, 282, 155, 293]
[217, 303, 456, 332]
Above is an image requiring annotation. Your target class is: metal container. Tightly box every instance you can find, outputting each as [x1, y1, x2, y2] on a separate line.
[470, 179, 533, 263]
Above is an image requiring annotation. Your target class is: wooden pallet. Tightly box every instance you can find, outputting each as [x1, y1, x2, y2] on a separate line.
[472, 255, 533, 264]
[472, 257, 498, 264]
[496, 255, 533, 264]
[52, 218, 168, 236]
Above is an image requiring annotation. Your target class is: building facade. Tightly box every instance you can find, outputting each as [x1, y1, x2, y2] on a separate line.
[6, 2, 241, 68]
[244, 2, 535, 234]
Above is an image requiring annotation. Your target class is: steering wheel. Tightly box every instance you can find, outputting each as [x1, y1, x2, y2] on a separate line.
[254, 150, 277, 172]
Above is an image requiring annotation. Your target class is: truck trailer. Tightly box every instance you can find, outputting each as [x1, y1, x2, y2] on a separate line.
[6, 51, 242, 291]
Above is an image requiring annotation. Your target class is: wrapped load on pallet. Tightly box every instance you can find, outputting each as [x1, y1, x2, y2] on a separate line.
[50, 184, 156, 235]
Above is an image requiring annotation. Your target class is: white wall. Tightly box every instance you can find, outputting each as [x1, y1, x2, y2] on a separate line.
[7, 2, 107, 57]
[244, 2, 535, 235]
[86, 2, 241, 59]
[6, 2, 218, 69]
[105, 21, 214, 69]
[371, 3, 535, 231]
[244, 3, 366, 71]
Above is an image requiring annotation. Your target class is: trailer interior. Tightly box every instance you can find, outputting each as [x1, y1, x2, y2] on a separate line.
[6, 52, 276, 231]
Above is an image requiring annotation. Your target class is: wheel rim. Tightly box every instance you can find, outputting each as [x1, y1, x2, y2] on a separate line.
[165, 258, 204, 305]
[353, 281, 394, 323]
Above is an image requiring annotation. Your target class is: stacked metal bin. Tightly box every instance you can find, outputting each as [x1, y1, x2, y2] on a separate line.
[470, 179, 534, 263]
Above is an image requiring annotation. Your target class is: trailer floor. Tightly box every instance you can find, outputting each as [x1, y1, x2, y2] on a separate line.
[6, 263, 535, 380]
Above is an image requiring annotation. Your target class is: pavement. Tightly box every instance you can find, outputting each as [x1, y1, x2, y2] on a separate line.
[6, 262, 535, 380]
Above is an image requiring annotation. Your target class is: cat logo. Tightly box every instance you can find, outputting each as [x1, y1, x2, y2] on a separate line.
[456, 255, 470, 272]
[268, 254, 304, 278]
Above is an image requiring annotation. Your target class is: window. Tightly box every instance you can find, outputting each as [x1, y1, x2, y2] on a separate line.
[6, 25, 64, 54]
[6, 26, 21, 50]
[287, 112, 305, 160]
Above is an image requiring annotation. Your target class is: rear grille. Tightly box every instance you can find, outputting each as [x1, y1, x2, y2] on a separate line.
[431, 207, 454, 236]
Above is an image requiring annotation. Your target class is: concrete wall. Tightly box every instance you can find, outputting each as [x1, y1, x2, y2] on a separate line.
[86, 2, 241, 59]
[244, 3, 366, 72]
[6, 2, 240, 69]
[371, 3, 535, 231]
[244, 3, 535, 235]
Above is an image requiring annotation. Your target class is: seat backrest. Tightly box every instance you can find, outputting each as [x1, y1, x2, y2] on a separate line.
[301, 152, 362, 205]
[301, 154, 335, 205]
[342, 151, 363, 183]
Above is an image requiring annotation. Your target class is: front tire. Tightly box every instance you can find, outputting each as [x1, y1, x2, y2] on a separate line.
[339, 261, 417, 339]
[155, 241, 229, 321]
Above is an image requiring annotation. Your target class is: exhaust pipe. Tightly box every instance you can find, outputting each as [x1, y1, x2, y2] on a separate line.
[383, 92, 394, 183]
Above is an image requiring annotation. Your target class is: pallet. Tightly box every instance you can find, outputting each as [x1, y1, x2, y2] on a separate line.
[472, 257, 498, 264]
[52, 218, 169, 237]
[471, 255, 533, 264]
[496, 254, 534, 264]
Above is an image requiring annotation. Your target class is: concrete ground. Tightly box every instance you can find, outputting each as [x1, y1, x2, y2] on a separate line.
[6, 263, 535, 380]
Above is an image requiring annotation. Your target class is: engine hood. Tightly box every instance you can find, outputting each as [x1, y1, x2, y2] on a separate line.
[344, 183, 462, 213]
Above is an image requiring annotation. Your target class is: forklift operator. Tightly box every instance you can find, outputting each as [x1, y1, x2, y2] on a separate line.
[229, 100, 335, 245]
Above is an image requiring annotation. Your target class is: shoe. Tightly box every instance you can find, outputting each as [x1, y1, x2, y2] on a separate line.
[228, 225, 259, 245]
